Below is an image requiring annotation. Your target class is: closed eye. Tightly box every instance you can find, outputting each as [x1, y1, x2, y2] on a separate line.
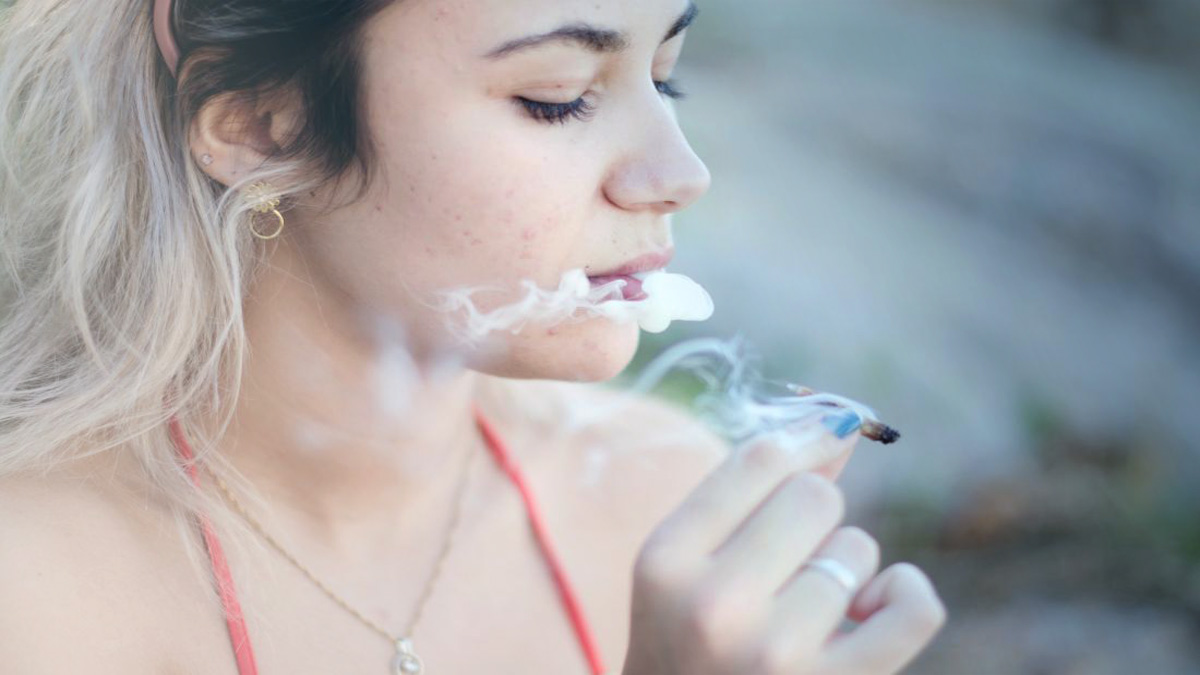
[518, 77, 686, 125]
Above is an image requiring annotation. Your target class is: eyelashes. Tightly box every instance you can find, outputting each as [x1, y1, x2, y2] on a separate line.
[518, 97, 597, 125]
[516, 78, 687, 125]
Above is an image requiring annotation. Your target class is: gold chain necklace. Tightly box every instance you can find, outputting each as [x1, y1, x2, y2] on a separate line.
[200, 436, 480, 675]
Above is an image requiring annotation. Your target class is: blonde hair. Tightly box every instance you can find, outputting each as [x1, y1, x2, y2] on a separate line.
[0, 0, 571, 618]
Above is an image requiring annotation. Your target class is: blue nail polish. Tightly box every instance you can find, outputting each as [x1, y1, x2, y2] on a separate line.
[822, 410, 863, 439]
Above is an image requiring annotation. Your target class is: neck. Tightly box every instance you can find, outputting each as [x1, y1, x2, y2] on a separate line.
[201, 237, 502, 565]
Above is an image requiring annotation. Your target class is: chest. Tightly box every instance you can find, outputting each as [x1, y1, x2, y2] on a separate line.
[156, 454, 635, 675]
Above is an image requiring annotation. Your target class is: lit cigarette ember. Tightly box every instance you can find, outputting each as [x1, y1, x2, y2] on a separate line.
[784, 383, 902, 445]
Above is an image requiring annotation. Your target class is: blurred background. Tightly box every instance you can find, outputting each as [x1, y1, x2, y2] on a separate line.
[621, 0, 1200, 672]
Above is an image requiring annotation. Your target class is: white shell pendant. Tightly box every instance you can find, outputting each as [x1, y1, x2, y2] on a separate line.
[391, 637, 424, 674]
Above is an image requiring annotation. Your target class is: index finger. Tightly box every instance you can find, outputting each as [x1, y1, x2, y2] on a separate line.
[643, 412, 864, 562]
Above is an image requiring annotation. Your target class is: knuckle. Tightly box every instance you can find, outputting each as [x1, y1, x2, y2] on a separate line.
[890, 563, 948, 635]
[685, 585, 749, 651]
[740, 438, 793, 473]
[752, 640, 798, 675]
[633, 542, 682, 588]
[906, 600, 948, 638]
[888, 561, 925, 585]
[837, 526, 880, 564]
[789, 472, 845, 522]
[913, 592, 949, 633]
[753, 635, 829, 675]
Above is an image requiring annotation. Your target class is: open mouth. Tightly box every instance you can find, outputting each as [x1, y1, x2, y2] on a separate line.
[586, 270, 656, 301]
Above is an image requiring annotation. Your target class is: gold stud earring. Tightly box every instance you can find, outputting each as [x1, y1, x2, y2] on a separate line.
[244, 181, 285, 240]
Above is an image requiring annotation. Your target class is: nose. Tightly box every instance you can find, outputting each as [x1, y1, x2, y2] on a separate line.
[603, 100, 712, 214]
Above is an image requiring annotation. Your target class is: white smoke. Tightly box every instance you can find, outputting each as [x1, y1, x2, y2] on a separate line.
[427, 268, 715, 347]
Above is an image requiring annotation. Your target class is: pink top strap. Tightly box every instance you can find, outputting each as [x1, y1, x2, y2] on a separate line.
[169, 410, 606, 675]
[472, 404, 609, 675]
[169, 417, 259, 675]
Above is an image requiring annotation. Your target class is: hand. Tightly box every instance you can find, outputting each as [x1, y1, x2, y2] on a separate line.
[622, 414, 946, 674]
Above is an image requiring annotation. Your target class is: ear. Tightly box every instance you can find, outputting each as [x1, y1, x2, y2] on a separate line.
[188, 88, 304, 187]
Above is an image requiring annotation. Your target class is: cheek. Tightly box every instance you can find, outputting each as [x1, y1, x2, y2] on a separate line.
[390, 135, 585, 286]
[357, 83, 606, 335]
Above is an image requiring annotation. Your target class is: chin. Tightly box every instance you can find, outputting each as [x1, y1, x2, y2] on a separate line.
[470, 316, 642, 382]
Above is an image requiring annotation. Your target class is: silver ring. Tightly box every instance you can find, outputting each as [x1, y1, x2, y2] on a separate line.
[802, 557, 858, 593]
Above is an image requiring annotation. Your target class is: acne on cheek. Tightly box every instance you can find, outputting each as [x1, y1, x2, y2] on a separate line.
[457, 228, 484, 246]
[518, 225, 546, 260]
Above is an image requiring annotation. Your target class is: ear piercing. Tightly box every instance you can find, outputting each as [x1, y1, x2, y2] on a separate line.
[244, 181, 286, 240]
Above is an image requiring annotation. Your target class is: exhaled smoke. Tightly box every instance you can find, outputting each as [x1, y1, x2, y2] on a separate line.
[428, 268, 715, 347]
[425, 269, 879, 458]
[335, 271, 886, 486]
[562, 335, 883, 455]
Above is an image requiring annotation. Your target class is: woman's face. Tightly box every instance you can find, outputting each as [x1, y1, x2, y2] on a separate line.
[294, 0, 710, 381]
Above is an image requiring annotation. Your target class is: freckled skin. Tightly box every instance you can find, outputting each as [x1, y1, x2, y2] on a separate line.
[177, 8, 713, 667]
[277, 0, 710, 381]
[177, 13, 713, 661]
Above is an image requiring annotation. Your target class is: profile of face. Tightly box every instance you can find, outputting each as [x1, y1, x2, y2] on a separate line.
[205, 0, 711, 383]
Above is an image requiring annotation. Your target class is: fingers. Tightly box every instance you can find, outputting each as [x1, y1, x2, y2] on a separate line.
[750, 527, 880, 668]
[646, 424, 861, 566]
[776, 527, 882, 642]
[811, 450, 853, 482]
[819, 563, 947, 674]
[704, 472, 845, 599]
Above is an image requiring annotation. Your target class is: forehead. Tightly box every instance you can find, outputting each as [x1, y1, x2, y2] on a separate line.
[366, 0, 691, 60]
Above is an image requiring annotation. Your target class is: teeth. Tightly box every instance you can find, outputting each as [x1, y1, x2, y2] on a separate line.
[630, 269, 662, 281]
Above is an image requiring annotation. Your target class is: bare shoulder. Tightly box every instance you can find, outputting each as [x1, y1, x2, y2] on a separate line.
[0, 468, 183, 673]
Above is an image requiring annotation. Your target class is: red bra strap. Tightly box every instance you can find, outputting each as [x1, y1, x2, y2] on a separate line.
[170, 410, 606, 675]
[169, 418, 260, 675]
[473, 405, 608, 675]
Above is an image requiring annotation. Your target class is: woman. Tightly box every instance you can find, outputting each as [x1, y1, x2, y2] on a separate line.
[0, 0, 945, 673]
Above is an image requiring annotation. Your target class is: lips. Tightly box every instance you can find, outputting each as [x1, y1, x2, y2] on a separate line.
[587, 248, 675, 278]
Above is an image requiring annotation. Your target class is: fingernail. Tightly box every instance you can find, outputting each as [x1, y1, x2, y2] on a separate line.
[822, 410, 862, 439]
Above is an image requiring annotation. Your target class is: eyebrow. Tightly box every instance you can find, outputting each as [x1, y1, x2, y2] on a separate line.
[484, 1, 699, 59]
